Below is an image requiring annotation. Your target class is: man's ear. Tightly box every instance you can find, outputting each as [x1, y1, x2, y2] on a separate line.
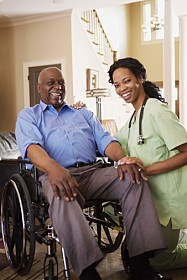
[36, 83, 40, 93]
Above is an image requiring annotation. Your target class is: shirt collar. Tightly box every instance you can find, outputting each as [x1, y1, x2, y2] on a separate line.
[40, 100, 74, 112]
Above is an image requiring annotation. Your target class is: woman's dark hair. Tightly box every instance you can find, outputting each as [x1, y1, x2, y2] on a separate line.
[108, 57, 165, 102]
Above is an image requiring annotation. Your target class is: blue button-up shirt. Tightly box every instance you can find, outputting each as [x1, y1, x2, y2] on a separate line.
[15, 101, 117, 168]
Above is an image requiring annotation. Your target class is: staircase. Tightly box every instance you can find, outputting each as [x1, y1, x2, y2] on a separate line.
[81, 10, 117, 70]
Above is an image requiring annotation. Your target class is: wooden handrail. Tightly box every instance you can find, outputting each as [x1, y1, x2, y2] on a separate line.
[81, 10, 117, 67]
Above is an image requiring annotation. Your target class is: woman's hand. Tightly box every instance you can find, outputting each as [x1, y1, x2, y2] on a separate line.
[118, 156, 144, 169]
[71, 100, 86, 109]
[117, 156, 148, 181]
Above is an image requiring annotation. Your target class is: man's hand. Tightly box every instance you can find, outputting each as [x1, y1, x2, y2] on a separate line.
[27, 144, 79, 202]
[48, 164, 79, 201]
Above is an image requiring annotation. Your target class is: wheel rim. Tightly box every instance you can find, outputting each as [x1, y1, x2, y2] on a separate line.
[86, 201, 124, 253]
[1, 174, 35, 274]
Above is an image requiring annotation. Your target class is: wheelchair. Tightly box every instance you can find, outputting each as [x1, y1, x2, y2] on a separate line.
[0, 155, 126, 279]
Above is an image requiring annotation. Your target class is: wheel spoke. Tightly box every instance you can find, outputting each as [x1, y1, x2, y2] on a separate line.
[1, 174, 35, 275]
[86, 201, 124, 253]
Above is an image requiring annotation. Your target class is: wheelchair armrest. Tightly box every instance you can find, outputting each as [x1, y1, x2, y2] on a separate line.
[96, 149, 114, 167]
[0, 157, 31, 165]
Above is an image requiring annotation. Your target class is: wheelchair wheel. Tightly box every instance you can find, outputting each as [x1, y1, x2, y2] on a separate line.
[44, 257, 58, 280]
[87, 201, 124, 253]
[48, 259, 54, 280]
[121, 239, 130, 273]
[1, 174, 35, 275]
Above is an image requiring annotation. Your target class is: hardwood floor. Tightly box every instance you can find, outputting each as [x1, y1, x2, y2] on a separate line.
[0, 241, 187, 280]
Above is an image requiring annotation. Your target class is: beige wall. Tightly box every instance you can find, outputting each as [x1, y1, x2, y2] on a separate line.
[0, 26, 16, 131]
[0, 7, 132, 131]
[13, 15, 73, 107]
[0, 13, 73, 131]
[0, 3, 180, 131]
[0, 10, 118, 131]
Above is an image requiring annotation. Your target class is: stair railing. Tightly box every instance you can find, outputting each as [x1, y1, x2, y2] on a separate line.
[81, 10, 117, 67]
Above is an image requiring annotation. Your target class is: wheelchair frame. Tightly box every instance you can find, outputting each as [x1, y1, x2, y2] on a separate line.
[0, 158, 125, 279]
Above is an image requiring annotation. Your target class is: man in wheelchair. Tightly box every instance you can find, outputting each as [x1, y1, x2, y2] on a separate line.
[15, 67, 172, 280]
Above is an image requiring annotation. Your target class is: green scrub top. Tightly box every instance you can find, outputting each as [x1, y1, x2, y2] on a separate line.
[115, 98, 187, 229]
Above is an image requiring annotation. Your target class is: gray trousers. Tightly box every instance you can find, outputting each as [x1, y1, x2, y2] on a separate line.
[39, 162, 166, 276]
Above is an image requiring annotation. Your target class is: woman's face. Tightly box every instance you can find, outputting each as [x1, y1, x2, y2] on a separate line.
[112, 67, 143, 107]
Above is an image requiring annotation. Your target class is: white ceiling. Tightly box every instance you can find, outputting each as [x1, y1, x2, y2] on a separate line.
[0, 0, 141, 23]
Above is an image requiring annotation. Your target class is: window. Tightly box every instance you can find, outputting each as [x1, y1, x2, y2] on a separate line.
[141, 0, 179, 42]
[142, 0, 164, 41]
[156, 0, 164, 40]
[142, 2, 152, 41]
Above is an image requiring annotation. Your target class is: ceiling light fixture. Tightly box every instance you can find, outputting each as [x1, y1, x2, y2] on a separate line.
[142, 14, 164, 33]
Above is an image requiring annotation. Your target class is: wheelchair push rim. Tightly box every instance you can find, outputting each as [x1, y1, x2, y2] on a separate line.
[1, 173, 35, 275]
